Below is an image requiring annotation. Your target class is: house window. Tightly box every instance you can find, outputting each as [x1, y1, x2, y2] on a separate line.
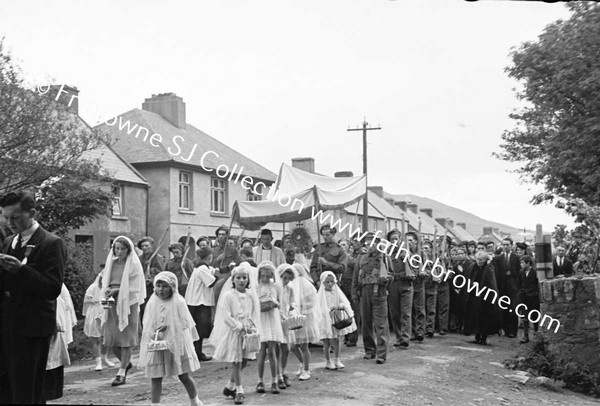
[112, 185, 123, 216]
[247, 183, 263, 201]
[179, 171, 191, 210]
[211, 177, 227, 213]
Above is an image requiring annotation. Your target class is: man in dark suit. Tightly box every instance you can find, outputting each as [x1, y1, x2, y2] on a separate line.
[517, 255, 539, 343]
[492, 238, 521, 338]
[0, 191, 65, 404]
[553, 246, 574, 277]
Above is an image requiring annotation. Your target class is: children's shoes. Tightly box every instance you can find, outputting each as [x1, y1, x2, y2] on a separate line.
[190, 395, 203, 406]
[335, 359, 345, 369]
[94, 362, 102, 371]
[298, 370, 311, 381]
[103, 357, 115, 367]
[325, 360, 337, 370]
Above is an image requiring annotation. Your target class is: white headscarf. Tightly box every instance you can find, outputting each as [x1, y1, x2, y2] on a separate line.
[101, 236, 146, 331]
[209, 263, 262, 346]
[316, 271, 356, 335]
[138, 271, 198, 370]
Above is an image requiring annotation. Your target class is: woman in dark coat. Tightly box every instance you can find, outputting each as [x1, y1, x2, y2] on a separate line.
[462, 251, 503, 345]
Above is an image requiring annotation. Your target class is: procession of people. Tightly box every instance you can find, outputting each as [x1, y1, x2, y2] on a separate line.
[0, 190, 546, 405]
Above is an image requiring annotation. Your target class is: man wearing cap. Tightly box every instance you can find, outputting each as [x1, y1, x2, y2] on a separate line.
[138, 236, 165, 323]
[310, 225, 348, 287]
[410, 232, 426, 342]
[253, 229, 285, 268]
[212, 226, 241, 305]
[352, 232, 391, 364]
[387, 229, 414, 348]
[165, 242, 194, 296]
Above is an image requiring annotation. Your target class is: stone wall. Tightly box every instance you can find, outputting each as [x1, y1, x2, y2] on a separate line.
[540, 275, 600, 374]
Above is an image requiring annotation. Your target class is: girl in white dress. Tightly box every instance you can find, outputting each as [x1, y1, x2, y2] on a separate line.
[316, 271, 357, 370]
[289, 263, 321, 381]
[254, 261, 284, 394]
[275, 264, 296, 389]
[138, 271, 202, 406]
[82, 270, 115, 371]
[210, 263, 261, 405]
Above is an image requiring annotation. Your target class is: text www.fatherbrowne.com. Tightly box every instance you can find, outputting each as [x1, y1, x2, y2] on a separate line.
[92, 102, 561, 335]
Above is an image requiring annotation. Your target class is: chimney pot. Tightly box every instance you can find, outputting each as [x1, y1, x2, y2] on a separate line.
[395, 201, 408, 211]
[447, 219, 454, 228]
[367, 186, 384, 198]
[407, 203, 419, 214]
[142, 93, 186, 128]
[334, 171, 354, 178]
[436, 218, 446, 228]
[420, 208, 433, 218]
[291, 157, 315, 174]
[50, 84, 79, 115]
[457, 222, 467, 230]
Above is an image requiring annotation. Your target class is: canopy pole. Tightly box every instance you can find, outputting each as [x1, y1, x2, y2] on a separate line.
[313, 186, 323, 278]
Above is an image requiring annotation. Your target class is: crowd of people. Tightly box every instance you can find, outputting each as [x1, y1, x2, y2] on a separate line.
[0, 190, 566, 405]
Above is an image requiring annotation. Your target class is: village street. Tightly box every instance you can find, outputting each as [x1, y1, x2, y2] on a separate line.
[54, 333, 597, 406]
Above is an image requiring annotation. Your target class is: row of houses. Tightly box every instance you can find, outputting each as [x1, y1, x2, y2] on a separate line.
[52, 86, 513, 269]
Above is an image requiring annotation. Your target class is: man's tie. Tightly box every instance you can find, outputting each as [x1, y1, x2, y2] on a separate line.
[13, 234, 24, 259]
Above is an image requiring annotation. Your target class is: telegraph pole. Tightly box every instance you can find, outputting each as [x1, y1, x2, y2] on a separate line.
[348, 120, 381, 232]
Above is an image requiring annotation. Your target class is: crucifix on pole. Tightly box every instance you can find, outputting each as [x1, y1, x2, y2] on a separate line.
[348, 119, 381, 233]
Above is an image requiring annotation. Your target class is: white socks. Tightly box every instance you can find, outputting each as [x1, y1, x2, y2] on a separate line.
[117, 368, 126, 376]
[236, 385, 244, 394]
[226, 380, 235, 390]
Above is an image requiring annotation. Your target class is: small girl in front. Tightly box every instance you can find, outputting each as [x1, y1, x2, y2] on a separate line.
[316, 271, 357, 370]
[138, 271, 202, 406]
[210, 263, 261, 405]
[255, 261, 285, 395]
[82, 268, 115, 371]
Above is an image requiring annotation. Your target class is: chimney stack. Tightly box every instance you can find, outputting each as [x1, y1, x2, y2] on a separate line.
[384, 197, 395, 207]
[291, 157, 315, 174]
[407, 204, 419, 214]
[334, 171, 353, 178]
[483, 226, 493, 236]
[420, 208, 433, 218]
[142, 93, 186, 128]
[436, 218, 447, 228]
[368, 186, 384, 198]
[50, 84, 79, 115]
[447, 219, 454, 228]
[395, 201, 408, 211]
[457, 222, 467, 230]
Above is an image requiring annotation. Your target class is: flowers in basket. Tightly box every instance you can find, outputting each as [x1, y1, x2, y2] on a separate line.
[242, 320, 260, 353]
[148, 325, 169, 352]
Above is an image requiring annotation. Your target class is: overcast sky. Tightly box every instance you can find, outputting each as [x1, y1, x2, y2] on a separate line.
[1, 0, 575, 232]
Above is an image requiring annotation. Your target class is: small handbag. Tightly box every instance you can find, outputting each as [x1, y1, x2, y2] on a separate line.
[147, 326, 169, 352]
[331, 309, 352, 330]
[242, 320, 261, 353]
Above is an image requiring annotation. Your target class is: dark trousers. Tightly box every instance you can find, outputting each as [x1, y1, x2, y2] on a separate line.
[360, 285, 389, 360]
[0, 333, 51, 404]
[412, 280, 426, 338]
[341, 283, 359, 344]
[388, 279, 413, 345]
[502, 308, 519, 336]
[188, 305, 213, 358]
[436, 282, 449, 333]
[425, 280, 438, 334]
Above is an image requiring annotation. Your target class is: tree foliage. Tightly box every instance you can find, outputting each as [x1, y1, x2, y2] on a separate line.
[0, 38, 115, 236]
[497, 3, 600, 207]
[0, 38, 110, 195]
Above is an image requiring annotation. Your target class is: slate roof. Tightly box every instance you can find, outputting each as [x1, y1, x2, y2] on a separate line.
[446, 223, 476, 242]
[95, 109, 276, 182]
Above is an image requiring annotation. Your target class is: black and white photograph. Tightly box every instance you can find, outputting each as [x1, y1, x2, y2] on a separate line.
[1, 0, 599, 405]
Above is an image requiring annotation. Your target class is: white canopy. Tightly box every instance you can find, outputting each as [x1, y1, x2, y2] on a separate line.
[232, 164, 366, 230]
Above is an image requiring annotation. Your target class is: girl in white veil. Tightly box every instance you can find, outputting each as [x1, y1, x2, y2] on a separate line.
[289, 263, 321, 381]
[209, 263, 261, 404]
[101, 236, 146, 386]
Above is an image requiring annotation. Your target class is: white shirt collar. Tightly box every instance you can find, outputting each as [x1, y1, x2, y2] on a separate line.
[12, 220, 40, 248]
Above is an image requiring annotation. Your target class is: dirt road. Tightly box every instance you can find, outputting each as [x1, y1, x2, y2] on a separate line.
[53, 333, 597, 405]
